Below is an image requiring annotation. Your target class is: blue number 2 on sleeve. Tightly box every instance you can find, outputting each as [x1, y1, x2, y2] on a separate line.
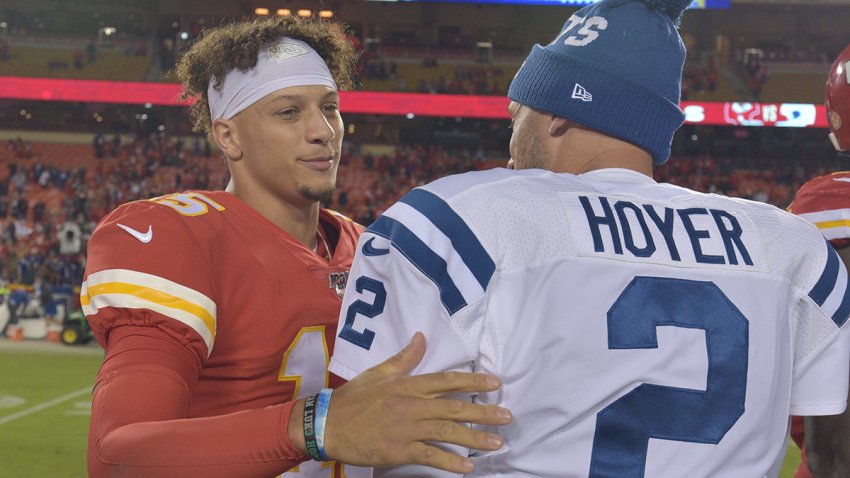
[590, 276, 749, 477]
[339, 276, 386, 350]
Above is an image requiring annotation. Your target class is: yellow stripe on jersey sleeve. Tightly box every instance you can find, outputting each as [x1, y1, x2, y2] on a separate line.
[84, 282, 216, 336]
[815, 219, 850, 231]
[81, 269, 217, 355]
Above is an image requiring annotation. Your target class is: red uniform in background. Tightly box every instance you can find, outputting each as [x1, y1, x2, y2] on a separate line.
[83, 190, 365, 477]
[787, 171, 850, 478]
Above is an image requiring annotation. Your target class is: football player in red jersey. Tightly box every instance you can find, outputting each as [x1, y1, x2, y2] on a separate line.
[788, 172, 850, 478]
[83, 16, 510, 478]
[787, 43, 850, 478]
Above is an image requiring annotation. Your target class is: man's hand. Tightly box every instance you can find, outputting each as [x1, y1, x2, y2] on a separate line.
[288, 332, 511, 473]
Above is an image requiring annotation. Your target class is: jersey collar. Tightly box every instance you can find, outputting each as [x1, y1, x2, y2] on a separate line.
[578, 168, 657, 185]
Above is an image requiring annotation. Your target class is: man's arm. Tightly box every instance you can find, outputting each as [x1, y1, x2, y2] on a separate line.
[795, 244, 850, 478]
[88, 326, 308, 478]
[803, 245, 850, 478]
[805, 411, 850, 478]
[90, 329, 509, 477]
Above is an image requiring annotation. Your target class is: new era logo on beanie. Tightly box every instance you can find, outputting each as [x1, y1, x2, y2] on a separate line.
[507, 0, 691, 165]
[572, 84, 593, 102]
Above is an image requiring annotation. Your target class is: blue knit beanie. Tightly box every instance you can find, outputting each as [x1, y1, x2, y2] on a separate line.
[507, 0, 691, 165]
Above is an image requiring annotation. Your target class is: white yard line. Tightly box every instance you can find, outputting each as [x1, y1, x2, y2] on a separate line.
[0, 387, 91, 426]
[0, 339, 103, 355]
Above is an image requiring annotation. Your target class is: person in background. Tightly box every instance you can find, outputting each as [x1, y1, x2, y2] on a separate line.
[0, 270, 12, 337]
[36, 274, 60, 333]
[4, 285, 28, 341]
[787, 42, 850, 478]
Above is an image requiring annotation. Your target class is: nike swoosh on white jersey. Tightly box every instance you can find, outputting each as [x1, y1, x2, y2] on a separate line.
[117, 223, 153, 243]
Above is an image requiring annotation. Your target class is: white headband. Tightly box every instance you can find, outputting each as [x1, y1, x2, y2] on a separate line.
[207, 37, 338, 121]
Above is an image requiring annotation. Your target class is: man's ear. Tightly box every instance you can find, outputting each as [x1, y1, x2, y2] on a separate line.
[549, 116, 572, 137]
[212, 119, 243, 161]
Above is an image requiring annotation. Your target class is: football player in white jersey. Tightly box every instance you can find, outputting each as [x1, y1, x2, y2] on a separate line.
[330, 1, 850, 477]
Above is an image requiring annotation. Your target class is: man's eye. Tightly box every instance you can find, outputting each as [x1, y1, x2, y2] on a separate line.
[323, 103, 340, 114]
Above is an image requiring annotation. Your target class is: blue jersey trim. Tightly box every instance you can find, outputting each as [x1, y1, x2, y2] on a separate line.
[367, 216, 467, 315]
[809, 242, 839, 307]
[831, 282, 850, 327]
[399, 189, 495, 290]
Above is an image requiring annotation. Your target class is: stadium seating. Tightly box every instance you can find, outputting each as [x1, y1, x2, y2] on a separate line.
[0, 45, 151, 81]
[759, 71, 832, 104]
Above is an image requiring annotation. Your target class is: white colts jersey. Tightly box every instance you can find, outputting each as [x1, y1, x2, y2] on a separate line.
[329, 168, 850, 478]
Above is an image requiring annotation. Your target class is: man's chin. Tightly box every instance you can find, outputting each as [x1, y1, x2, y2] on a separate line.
[299, 184, 336, 203]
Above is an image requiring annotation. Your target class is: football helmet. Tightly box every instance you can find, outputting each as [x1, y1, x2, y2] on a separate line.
[826, 44, 850, 151]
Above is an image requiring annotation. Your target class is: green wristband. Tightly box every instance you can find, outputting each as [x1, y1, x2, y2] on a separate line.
[302, 393, 323, 461]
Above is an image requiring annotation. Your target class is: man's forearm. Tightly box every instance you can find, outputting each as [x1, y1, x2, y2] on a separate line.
[805, 412, 850, 478]
[88, 329, 309, 478]
[91, 391, 307, 478]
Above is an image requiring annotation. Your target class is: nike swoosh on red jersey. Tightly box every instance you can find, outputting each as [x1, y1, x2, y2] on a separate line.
[117, 223, 153, 243]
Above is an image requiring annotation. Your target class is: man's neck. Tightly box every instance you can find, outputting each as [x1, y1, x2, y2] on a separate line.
[552, 133, 654, 176]
[578, 152, 653, 176]
[226, 180, 320, 247]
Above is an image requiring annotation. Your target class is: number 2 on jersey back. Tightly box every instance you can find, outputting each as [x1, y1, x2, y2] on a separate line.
[590, 276, 748, 477]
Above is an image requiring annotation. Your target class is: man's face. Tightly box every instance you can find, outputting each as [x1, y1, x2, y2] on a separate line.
[507, 100, 552, 171]
[230, 84, 343, 206]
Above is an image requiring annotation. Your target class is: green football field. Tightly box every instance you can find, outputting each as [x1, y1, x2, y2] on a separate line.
[0, 339, 803, 477]
[0, 340, 103, 477]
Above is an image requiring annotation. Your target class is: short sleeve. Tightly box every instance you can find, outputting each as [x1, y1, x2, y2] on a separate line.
[790, 321, 850, 416]
[82, 201, 217, 362]
[329, 188, 500, 478]
[327, 228, 476, 478]
[790, 240, 850, 415]
[329, 188, 497, 379]
[328, 230, 476, 380]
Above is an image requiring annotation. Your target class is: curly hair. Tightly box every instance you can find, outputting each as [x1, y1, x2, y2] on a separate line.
[174, 16, 358, 137]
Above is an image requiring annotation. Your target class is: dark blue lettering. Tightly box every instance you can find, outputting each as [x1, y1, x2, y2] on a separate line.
[643, 205, 681, 261]
[678, 208, 724, 264]
[615, 201, 655, 258]
[580, 196, 622, 254]
[710, 209, 753, 266]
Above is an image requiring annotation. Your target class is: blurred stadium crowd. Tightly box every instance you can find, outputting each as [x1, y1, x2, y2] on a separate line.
[1, 132, 846, 299]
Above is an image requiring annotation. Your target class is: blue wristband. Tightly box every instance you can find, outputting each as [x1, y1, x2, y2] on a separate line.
[314, 388, 333, 461]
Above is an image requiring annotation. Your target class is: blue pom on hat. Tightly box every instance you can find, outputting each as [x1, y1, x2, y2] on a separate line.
[507, 0, 690, 165]
[639, 0, 694, 22]
[607, 0, 692, 23]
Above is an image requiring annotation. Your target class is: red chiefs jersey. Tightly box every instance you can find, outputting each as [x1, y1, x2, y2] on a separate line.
[788, 171, 850, 248]
[82, 190, 362, 418]
[787, 171, 850, 478]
